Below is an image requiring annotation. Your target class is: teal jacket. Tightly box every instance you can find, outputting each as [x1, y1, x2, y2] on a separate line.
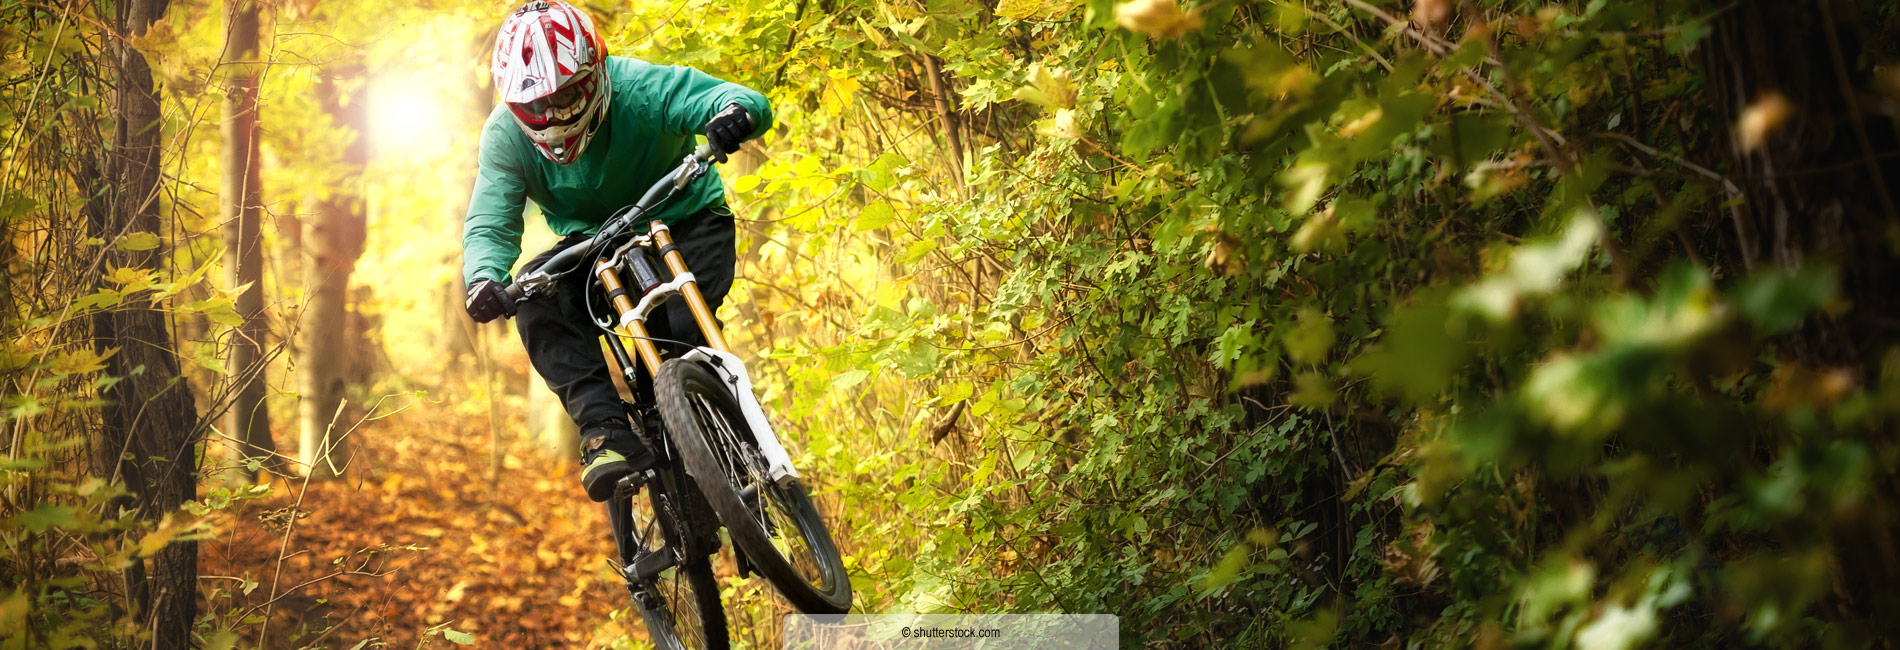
[462, 56, 773, 284]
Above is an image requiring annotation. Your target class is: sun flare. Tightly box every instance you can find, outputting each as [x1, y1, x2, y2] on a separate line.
[366, 72, 458, 162]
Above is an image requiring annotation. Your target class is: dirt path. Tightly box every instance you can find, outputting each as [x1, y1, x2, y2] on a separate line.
[202, 408, 642, 649]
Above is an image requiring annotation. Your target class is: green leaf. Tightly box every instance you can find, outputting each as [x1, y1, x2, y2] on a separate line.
[830, 369, 871, 391]
[1447, 114, 1514, 166]
[1734, 266, 1837, 335]
[1201, 543, 1252, 592]
[854, 200, 898, 231]
[1283, 308, 1335, 366]
[186, 296, 244, 328]
[1289, 372, 1337, 409]
[937, 380, 975, 405]
[896, 341, 939, 377]
[0, 195, 38, 222]
[969, 452, 997, 486]
[7, 504, 80, 533]
[1357, 301, 1468, 404]
[1288, 607, 1339, 650]
[899, 238, 939, 264]
[203, 631, 239, 650]
[443, 629, 475, 645]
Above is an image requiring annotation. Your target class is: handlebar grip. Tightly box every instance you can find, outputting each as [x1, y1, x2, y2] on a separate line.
[694, 142, 718, 161]
[502, 282, 525, 317]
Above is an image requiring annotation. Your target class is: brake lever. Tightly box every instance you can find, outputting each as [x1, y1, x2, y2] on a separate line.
[672, 143, 720, 191]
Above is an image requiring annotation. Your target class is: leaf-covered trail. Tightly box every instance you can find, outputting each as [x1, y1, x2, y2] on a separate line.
[201, 406, 636, 649]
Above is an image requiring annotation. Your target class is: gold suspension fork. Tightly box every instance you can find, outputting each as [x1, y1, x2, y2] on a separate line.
[597, 258, 665, 376]
[649, 221, 730, 354]
[597, 220, 732, 379]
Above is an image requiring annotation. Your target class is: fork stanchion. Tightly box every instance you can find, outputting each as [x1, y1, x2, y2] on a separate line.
[621, 319, 666, 376]
[649, 221, 731, 353]
[599, 260, 666, 374]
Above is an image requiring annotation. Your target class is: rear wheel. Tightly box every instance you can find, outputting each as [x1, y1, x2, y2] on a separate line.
[635, 552, 725, 650]
[655, 359, 853, 614]
[614, 476, 729, 649]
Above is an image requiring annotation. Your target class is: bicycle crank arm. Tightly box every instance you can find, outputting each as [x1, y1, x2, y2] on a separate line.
[679, 347, 800, 484]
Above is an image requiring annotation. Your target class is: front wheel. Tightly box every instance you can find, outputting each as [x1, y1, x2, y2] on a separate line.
[655, 359, 853, 614]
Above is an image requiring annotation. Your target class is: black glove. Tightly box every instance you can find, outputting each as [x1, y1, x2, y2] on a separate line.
[464, 279, 513, 323]
[703, 102, 753, 162]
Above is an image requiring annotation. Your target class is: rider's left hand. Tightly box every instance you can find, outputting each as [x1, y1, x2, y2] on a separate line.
[703, 102, 753, 163]
[464, 278, 513, 323]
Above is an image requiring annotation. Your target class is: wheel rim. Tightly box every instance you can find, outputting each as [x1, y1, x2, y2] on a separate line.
[686, 391, 839, 595]
[658, 567, 709, 650]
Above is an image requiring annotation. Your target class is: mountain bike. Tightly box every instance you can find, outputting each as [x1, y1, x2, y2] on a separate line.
[499, 143, 853, 649]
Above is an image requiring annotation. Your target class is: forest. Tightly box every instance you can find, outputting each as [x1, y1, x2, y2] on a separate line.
[3, 0, 1898, 647]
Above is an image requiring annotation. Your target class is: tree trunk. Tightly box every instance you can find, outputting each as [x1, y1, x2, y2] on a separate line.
[440, 274, 477, 367]
[438, 37, 489, 370]
[345, 284, 382, 386]
[220, 0, 273, 476]
[1703, 0, 1900, 616]
[1702, 0, 1900, 362]
[298, 65, 367, 478]
[89, 1, 201, 647]
[529, 369, 579, 461]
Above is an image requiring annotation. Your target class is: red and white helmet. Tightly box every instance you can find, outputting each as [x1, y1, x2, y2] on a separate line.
[492, 1, 611, 166]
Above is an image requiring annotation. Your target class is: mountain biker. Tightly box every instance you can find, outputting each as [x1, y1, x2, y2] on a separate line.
[460, 0, 772, 502]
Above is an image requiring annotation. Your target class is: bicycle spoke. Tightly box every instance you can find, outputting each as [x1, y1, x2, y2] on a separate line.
[659, 358, 850, 614]
[686, 393, 835, 593]
[665, 566, 706, 648]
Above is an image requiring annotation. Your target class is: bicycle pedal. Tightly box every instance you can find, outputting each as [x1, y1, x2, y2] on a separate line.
[629, 546, 679, 582]
[616, 469, 654, 493]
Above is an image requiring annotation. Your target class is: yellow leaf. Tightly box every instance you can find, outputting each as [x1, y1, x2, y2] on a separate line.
[118, 232, 160, 251]
[136, 514, 184, 557]
[937, 380, 975, 405]
[1016, 64, 1077, 111]
[996, 0, 1047, 20]
[51, 346, 117, 375]
[1738, 91, 1793, 152]
[1115, 0, 1204, 39]
[1412, 0, 1451, 29]
[105, 266, 152, 286]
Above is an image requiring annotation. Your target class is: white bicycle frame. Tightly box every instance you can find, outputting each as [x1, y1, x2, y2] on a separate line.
[679, 347, 799, 484]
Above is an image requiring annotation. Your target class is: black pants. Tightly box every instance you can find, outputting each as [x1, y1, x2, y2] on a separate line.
[515, 205, 736, 428]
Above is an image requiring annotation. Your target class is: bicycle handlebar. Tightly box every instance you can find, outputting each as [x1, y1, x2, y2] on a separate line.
[500, 142, 721, 310]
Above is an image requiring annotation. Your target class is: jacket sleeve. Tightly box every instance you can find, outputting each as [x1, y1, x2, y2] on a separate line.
[642, 64, 775, 140]
[462, 122, 528, 285]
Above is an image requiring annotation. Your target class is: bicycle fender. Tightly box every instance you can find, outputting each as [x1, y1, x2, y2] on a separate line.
[679, 348, 801, 484]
